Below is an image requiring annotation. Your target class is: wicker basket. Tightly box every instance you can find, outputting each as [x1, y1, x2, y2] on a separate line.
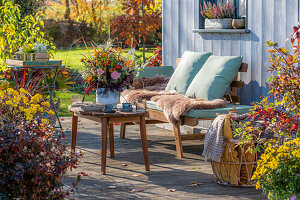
[211, 117, 257, 187]
[211, 140, 257, 187]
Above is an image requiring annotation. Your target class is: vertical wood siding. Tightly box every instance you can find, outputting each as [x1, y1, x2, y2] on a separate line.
[162, 0, 299, 104]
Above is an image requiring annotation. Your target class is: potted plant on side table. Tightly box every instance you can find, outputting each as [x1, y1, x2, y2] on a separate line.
[33, 43, 50, 62]
[16, 43, 51, 62]
[200, 0, 235, 29]
[16, 43, 35, 61]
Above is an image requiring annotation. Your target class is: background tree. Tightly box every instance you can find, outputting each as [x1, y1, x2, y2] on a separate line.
[12, 0, 44, 17]
[111, 0, 162, 63]
[44, 0, 120, 46]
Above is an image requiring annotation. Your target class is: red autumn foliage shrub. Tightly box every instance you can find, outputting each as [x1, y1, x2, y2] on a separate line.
[148, 46, 162, 67]
[235, 25, 300, 145]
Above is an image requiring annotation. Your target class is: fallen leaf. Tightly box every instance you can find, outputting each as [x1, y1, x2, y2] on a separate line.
[168, 189, 176, 192]
[108, 186, 117, 189]
[99, 150, 102, 154]
[132, 174, 142, 177]
[131, 188, 144, 192]
[122, 163, 128, 166]
[61, 118, 64, 121]
[191, 181, 197, 184]
[184, 183, 204, 187]
[79, 172, 88, 176]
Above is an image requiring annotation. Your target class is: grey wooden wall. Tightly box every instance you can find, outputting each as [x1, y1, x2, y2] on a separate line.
[162, 0, 299, 104]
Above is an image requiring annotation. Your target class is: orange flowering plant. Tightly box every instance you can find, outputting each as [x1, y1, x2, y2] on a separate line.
[81, 43, 137, 95]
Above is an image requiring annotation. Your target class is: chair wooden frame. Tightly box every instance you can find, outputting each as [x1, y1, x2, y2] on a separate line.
[120, 59, 248, 158]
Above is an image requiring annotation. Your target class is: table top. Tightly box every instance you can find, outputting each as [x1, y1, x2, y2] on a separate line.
[68, 105, 147, 117]
[6, 59, 62, 68]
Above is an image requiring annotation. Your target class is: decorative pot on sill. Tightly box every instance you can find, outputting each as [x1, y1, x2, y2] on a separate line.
[204, 18, 232, 29]
[35, 53, 50, 62]
[95, 88, 119, 105]
[232, 19, 245, 29]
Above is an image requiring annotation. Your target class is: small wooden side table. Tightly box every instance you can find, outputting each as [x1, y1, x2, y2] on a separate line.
[68, 106, 150, 174]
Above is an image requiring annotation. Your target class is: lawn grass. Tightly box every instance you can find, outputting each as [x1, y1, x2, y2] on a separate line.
[53, 47, 154, 71]
[55, 90, 95, 117]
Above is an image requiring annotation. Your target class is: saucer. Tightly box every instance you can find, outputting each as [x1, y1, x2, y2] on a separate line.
[120, 108, 133, 112]
[103, 109, 116, 113]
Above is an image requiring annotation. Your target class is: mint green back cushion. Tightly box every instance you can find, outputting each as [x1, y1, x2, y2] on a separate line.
[165, 51, 212, 94]
[185, 56, 243, 100]
[136, 66, 174, 78]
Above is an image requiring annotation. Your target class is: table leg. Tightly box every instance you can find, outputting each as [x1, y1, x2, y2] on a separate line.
[71, 112, 78, 153]
[41, 68, 62, 129]
[109, 123, 114, 158]
[101, 117, 108, 174]
[139, 115, 150, 171]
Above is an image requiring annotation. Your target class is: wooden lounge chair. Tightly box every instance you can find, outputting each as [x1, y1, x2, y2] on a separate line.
[121, 53, 252, 158]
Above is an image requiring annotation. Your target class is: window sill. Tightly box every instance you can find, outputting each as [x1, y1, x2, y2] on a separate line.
[193, 29, 250, 34]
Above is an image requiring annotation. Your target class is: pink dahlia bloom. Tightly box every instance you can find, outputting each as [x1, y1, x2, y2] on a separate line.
[111, 71, 120, 79]
[97, 68, 104, 75]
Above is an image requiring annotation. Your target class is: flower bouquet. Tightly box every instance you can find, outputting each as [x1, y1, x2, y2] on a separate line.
[81, 44, 136, 104]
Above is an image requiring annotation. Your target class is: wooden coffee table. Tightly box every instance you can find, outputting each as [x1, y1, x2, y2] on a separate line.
[68, 106, 150, 174]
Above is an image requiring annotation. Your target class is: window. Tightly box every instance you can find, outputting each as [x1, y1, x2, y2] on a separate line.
[196, 0, 249, 33]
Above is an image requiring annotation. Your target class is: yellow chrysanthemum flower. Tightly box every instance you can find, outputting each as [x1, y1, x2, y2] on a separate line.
[41, 101, 50, 107]
[47, 110, 55, 115]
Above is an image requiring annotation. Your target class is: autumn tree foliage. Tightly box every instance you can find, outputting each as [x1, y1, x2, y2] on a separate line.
[44, 0, 121, 44]
[111, 0, 162, 62]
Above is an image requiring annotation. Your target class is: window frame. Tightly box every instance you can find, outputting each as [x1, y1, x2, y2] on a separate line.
[196, 0, 249, 33]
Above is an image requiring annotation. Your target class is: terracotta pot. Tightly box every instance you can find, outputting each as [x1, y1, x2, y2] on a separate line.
[205, 18, 232, 29]
[232, 19, 246, 29]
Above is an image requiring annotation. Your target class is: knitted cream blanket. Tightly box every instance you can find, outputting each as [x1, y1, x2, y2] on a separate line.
[202, 115, 227, 162]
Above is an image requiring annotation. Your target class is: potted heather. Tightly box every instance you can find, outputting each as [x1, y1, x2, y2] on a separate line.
[200, 0, 235, 29]
[81, 43, 136, 105]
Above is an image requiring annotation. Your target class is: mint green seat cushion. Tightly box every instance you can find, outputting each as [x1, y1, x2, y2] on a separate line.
[146, 101, 252, 119]
[165, 51, 212, 94]
[136, 66, 174, 78]
[185, 56, 243, 100]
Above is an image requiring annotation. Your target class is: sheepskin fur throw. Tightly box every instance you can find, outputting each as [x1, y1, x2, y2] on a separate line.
[121, 90, 176, 105]
[151, 94, 226, 124]
[120, 76, 172, 108]
[121, 89, 226, 124]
